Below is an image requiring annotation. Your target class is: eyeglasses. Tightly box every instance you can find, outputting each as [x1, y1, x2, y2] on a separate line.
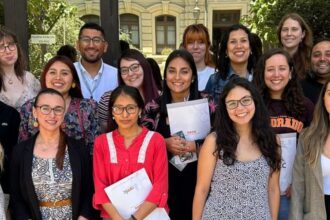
[0, 42, 16, 53]
[225, 96, 253, 110]
[112, 105, 138, 115]
[120, 64, 140, 75]
[35, 105, 65, 116]
[79, 36, 105, 46]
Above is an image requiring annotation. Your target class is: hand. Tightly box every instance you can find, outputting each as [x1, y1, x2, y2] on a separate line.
[77, 216, 88, 220]
[165, 136, 188, 155]
[285, 185, 292, 198]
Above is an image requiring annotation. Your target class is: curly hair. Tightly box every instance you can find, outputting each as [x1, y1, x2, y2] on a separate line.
[277, 13, 313, 79]
[214, 77, 281, 172]
[253, 48, 305, 119]
[215, 24, 259, 80]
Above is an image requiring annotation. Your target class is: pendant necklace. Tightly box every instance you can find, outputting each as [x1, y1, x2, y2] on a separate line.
[4, 73, 14, 85]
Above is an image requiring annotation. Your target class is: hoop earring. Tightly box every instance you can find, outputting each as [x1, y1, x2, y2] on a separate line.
[71, 82, 76, 88]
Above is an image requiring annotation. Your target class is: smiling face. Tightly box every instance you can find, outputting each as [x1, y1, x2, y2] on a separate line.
[264, 54, 291, 99]
[0, 36, 18, 67]
[280, 18, 305, 52]
[311, 41, 330, 82]
[226, 29, 251, 65]
[76, 28, 108, 63]
[112, 93, 141, 130]
[33, 93, 65, 133]
[45, 61, 74, 97]
[225, 86, 255, 127]
[165, 57, 194, 99]
[120, 58, 144, 89]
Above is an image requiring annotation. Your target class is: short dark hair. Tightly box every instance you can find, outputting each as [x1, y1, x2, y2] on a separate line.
[107, 85, 145, 132]
[78, 22, 105, 38]
[40, 56, 83, 98]
[57, 45, 77, 62]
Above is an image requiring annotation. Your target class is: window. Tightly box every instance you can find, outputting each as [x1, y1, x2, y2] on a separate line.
[120, 14, 140, 48]
[156, 15, 176, 54]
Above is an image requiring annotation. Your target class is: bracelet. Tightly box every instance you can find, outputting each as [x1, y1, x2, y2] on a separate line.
[130, 214, 137, 220]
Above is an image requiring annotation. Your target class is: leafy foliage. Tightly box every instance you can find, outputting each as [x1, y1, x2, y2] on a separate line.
[242, 0, 330, 49]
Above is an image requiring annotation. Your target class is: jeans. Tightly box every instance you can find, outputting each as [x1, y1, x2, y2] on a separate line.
[278, 195, 290, 220]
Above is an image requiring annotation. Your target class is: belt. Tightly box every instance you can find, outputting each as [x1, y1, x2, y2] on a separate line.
[39, 199, 72, 207]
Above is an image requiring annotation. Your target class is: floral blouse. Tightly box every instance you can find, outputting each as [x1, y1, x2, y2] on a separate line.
[18, 97, 100, 153]
[0, 71, 40, 110]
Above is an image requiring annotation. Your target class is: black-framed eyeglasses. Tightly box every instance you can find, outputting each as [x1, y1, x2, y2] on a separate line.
[35, 105, 65, 116]
[120, 63, 140, 75]
[112, 105, 138, 115]
[79, 36, 105, 46]
[0, 42, 16, 53]
[225, 96, 253, 110]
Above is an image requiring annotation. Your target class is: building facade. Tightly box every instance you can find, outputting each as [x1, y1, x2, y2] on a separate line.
[69, 0, 250, 56]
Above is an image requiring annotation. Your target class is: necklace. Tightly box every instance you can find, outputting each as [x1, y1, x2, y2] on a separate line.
[4, 74, 14, 85]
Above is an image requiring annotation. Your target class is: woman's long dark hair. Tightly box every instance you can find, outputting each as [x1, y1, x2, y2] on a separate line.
[117, 49, 159, 104]
[0, 26, 27, 91]
[253, 48, 305, 119]
[214, 77, 281, 172]
[107, 85, 144, 132]
[34, 88, 67, 170]
[215, 24, 259, 80]
[160, 49, 200, 118]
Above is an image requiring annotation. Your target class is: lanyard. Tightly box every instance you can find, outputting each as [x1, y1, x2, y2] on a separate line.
[78, 61, 104, 99]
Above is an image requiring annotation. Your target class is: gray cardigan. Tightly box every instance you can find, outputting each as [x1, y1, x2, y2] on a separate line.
[290, 138, 327, 220]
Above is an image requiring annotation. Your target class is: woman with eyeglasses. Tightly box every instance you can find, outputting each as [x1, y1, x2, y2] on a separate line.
[0, 26, 40, 109]
[193, 77, 281, 220]
[10, 88, 93, 220]
[19, 55, 100, 153]
[98, 49, 159, 132]
[93, 85, 168, 220]
[253, 48, 314, 220]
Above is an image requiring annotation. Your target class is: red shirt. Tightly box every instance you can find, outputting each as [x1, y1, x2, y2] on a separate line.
[93, 127, 168, 218]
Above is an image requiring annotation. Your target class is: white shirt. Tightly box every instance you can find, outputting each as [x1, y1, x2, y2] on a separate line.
[74, 60, 118, 102]
[321, 154, 330, 195]
[198, 66, 215, 91]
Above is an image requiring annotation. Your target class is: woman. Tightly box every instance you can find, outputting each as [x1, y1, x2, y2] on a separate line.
[193, 77, 281, 220]
[10, 88, 93, 220]
[93, 85, 168, 219]
[19, 55, 100, 153]
[253, 48, 314, 220]
[98, 49, 159, 132]
[204, 24, 260, 103]
[142, 49, 215, 220]
[0, 26, 40, 109]
[277, 13, 313, 79]
[182, 23, 215, 91]
[290, 80, 330, 220]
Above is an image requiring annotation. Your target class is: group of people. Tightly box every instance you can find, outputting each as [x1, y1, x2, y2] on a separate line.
[0, 11, 328, 220]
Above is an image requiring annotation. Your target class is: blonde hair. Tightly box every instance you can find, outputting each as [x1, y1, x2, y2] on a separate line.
[301, 81, 330, 166]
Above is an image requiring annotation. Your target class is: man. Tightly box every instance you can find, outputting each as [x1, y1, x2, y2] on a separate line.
[301, 39, 330, 104]
[75, 22, 118, 102]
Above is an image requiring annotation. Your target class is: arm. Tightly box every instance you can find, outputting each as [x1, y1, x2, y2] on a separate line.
[192, 133, 217, 220]
[101, 203, 124, 220]
[268, 169, 280, 220]
[135, 133, 168, 219]
[84, 99, 101, 154]
[18, 100, 34, 142]
[97, 91, 111, 133]
[289, 139, 306, 220]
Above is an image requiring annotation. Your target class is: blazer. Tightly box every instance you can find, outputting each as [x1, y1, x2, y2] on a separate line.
[9, 133, 94, 220]
[290, 138, 327, 220]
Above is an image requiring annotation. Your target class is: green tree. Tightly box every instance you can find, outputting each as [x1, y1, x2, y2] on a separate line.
[28, 0, 82, 77]
[242, 0, 330, 49]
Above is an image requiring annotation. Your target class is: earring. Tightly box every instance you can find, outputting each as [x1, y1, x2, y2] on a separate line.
[138, 114, 141, 119]
[71, 82, 76, 88]
[112, 116, 115, 120]
[33, 117, 39, 128]
[191, 79, 194, 83]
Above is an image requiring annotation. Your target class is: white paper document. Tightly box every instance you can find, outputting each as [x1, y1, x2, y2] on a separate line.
[104, 168, 170, 220]
[277, 132, 297, 194]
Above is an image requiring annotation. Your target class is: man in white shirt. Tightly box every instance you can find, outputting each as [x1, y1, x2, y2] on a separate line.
[75, 22, 118, 102]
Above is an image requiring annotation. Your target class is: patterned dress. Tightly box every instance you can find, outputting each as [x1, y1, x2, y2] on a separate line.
[32, 150, 73, 219]
[18, 97, 100, 153]
[202, 156, 271, 220]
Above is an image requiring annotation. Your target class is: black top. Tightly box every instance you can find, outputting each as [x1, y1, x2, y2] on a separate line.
[300, 73, 324, 105]
[9, 134, 94, 220]
[0, 101, 20, 193]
